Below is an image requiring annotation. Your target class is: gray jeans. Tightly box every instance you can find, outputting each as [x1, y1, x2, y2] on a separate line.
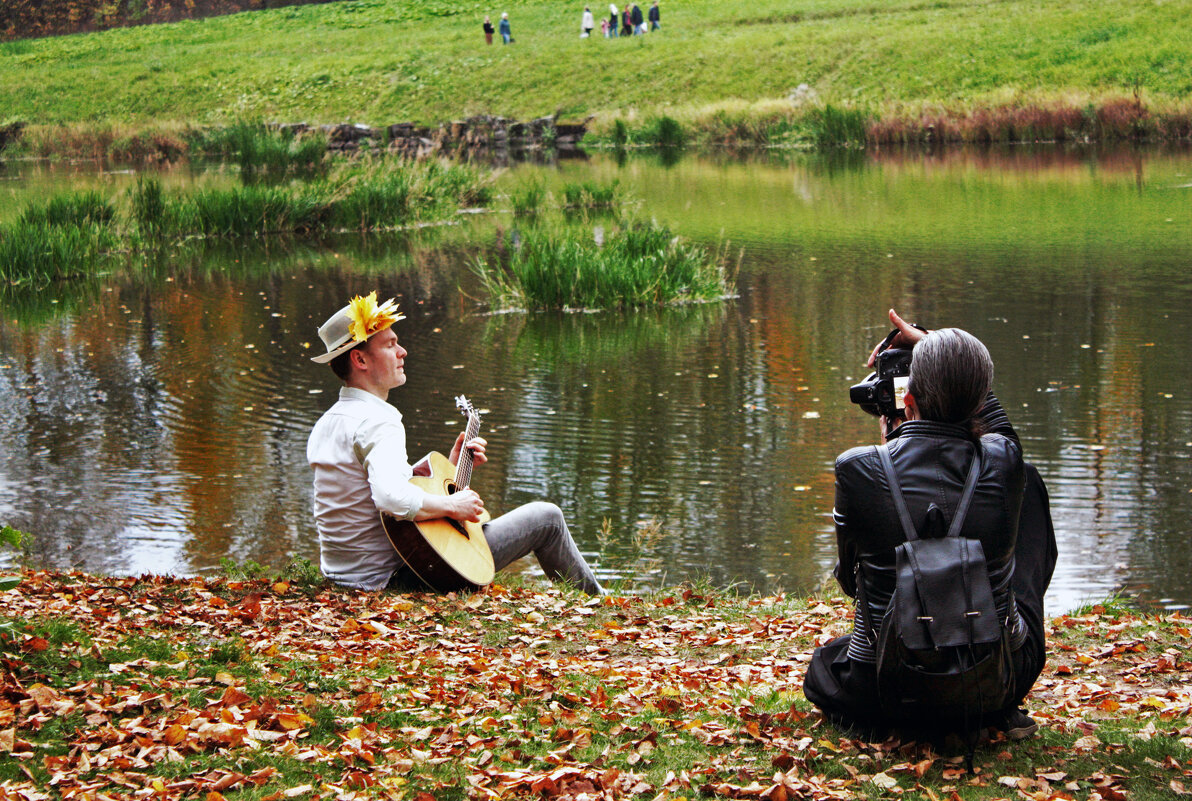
[390, 501, 602, 595]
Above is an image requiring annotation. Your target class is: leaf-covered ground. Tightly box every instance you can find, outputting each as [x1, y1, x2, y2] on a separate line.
[0, 571, 1189, 800]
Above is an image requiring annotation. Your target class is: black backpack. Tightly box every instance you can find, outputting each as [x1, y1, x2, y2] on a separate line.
[868, 444, 1015, 730]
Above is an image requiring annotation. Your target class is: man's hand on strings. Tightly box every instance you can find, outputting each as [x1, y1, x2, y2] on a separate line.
[449, 432, 488, 467]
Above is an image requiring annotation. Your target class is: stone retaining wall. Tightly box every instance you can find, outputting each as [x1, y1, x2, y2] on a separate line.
[275, 114, 588, 159]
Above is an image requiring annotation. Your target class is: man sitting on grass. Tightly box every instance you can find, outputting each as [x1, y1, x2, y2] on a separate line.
[306, 291, 603, 595]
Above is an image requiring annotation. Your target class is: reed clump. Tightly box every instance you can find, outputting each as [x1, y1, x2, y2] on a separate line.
[137, 159, 487, 238]
[186, 122, 329, 181]
[0, 221, 118, 288]
[806, 104, 871, 148]
[508, 182, 547, 217]
[561, 180, 622, 209]
[474, 219, 734, 311]
[172, 184, 333, 237]
[866, 96, 1192, 145]
[2, 158, 489, 288]
[18, 191, 115, 227]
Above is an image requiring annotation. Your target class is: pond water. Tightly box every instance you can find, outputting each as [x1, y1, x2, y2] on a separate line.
[2, 146, 1191, 613]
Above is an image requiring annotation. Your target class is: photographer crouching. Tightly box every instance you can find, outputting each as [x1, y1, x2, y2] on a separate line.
[803, 310, 1058, 751]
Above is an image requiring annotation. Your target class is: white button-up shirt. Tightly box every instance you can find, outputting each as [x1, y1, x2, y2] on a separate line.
[306, 387, 429, 589]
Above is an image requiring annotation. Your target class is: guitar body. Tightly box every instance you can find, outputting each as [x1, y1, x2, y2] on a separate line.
[381, 450, 495, 592]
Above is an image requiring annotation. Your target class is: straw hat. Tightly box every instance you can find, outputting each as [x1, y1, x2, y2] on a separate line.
[310, 291, 405, 364]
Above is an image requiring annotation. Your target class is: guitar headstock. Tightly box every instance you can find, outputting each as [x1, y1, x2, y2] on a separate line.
[455, 395, 480, 421]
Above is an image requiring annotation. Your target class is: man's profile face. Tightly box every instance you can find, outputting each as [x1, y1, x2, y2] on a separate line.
[358, 327, 407, 390]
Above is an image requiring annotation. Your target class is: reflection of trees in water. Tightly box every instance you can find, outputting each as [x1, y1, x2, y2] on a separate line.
[3, 152, 1192, 605]
[468, 304, 836, 592]
[0, 287, 177, 573]
[0, 228, 495, 575]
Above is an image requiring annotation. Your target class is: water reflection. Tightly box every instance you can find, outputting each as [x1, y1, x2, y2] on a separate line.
[2, 147, 1191, 612]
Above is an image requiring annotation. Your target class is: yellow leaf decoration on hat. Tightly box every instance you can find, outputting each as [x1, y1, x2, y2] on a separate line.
[346, 291, 404, 342]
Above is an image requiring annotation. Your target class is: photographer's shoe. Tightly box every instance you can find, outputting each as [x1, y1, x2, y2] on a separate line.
[996, 709, 1039, 740]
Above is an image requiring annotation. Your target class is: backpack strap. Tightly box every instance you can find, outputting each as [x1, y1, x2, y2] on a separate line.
[946, 451, 983, 539]
[876, 443, 982, 541]
[875, 445, 919, 542]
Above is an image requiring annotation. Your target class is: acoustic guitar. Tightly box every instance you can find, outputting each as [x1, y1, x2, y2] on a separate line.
[381, 396, 495, 592]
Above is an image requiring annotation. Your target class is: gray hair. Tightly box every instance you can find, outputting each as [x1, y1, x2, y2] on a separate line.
[907, 328, 993, 424]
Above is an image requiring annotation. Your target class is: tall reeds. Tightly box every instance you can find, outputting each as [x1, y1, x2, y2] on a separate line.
[1, 191, 120, 287]
[135, 160, 487, 238]
[18, 191, 115, 227]
[185, 122, 328, 180]
[2, 158, 489, 288]
[130, 176, 167, 237]
[561, 180, 621, 209]
[0, 221, 118, 288]
[474, 219, 734, 311]
[509, 182, 547, 216]
[807, 105, 871, 148]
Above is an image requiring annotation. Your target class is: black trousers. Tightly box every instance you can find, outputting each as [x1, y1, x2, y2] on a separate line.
[802, 464, 1058, 734]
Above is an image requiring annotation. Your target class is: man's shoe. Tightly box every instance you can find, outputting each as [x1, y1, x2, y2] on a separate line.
[998, 709, 1039, 740]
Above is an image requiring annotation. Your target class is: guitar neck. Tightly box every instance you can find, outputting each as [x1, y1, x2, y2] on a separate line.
[454, 410, 482, 490]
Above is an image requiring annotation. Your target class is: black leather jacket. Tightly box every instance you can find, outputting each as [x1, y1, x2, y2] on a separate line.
[833, 394, 1027, 662]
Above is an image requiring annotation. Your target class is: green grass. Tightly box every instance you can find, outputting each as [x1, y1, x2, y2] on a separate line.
[2, 0, 1191, 148]
[474, 218, 735, 310]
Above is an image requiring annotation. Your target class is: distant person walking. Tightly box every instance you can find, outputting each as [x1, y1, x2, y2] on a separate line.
[499, 11, 512, 44]
[608, 4, 619, 37]
[620, 5, 632, 36]
[648, 0, 660, 30]
[483, 15, 495, 45]
[581, 6, 594, 37]
[631, 2, 644, 34]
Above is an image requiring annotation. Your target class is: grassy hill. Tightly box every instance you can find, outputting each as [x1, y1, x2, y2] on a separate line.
[1, 0, 1191, 145]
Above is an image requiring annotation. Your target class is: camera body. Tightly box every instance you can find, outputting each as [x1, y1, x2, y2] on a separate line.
[849, 347, 913, 420]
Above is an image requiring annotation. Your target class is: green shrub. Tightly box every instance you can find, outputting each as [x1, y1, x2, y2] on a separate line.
[612, 119, 630, 148]
[475, 218, 733, 310]
[647, 115, 686, 148]
[329, 162, 416, 230]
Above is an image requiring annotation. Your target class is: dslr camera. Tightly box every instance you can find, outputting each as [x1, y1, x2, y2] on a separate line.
[849, 331, 913, 420]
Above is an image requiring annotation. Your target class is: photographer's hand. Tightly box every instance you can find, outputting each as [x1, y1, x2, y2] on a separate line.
[867, 308, 929, 367]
